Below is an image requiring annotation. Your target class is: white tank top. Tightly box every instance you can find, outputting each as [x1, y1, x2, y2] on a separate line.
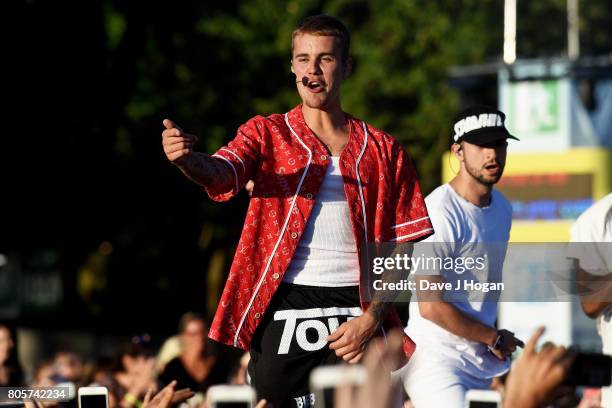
[283, 157, 360, 286]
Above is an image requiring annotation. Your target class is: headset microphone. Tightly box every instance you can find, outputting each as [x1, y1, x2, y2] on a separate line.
[289, 74, 309, 85]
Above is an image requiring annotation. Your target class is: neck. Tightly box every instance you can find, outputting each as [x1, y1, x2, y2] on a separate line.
[182, 348, 203, 359]
[449, 171, 493, 207]
[301, 102, 346, 134]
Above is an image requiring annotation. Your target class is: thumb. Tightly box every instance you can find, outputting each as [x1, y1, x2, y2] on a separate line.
[163, 118, 183, 132]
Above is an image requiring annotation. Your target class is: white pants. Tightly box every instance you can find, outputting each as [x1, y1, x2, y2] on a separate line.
[399, 348, 492, 408]
[603, 386, 612, 408]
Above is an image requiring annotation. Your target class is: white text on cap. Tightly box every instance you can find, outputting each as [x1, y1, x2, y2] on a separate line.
[454, 113, 504, 142]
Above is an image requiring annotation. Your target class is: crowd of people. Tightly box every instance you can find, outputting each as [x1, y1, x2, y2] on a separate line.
[0, 315, 250, 408]
[0, 318, 606, 408]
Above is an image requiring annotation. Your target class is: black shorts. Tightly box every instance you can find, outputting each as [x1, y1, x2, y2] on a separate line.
[248, 283, 361, 407]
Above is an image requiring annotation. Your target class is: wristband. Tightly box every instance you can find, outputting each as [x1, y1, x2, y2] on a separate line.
[123, 393, 142, 408]
[489, 332, 503, 351]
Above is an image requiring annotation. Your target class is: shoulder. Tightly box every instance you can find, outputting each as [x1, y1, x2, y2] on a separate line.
[360, 120, 401, 148]
[358, 120, 416, 168]
[160, 357, 184, 376]
[426, 185, 462, 226]
[425, 184, 454, 210]
[165, 356, 183, 368]
[242, 113, 284, 129]
[571, 194, 612, 241]
[264, 112, 286, 125]
[577, 194, 612, 225]
[347, 115, 398, 147]
[236, 114, 287, 141]
[424, 185, 461, 241]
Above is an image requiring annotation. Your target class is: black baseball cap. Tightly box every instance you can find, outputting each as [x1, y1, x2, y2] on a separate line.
[453, 105, 519, 145]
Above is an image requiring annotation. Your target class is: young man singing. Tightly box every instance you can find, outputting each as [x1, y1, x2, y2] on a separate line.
[161, 15, 432, 406]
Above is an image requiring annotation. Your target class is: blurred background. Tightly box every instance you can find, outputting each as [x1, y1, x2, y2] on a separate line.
[2, 0, 611, 385]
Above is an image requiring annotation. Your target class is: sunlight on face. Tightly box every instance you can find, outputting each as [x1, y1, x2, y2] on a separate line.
[291, 33, 347, 110]
[460, 141, 508, 186]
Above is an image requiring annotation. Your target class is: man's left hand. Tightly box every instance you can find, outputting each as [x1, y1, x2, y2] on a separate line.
[327, 312, 380, 363]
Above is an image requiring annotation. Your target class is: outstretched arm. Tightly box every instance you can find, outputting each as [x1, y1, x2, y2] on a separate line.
[161, 119, 233, 190]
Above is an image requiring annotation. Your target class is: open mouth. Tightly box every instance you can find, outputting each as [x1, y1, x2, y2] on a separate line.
[302, 77, 325, 92]
[484, 163, 500, 172]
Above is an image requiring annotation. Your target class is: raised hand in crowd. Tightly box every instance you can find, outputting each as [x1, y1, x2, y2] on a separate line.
[504, 327, 576, 408]
[127, 357, 156, 397]
[142, 381, 194, 408]
[115, 338, 159, 408]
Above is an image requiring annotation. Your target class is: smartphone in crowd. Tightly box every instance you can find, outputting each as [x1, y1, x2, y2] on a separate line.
[464, 390, 502, 408]
[564, 352, 612, 387]
[310, 365, 368, 408]
[78, 387, 109, 408]
[207, 385, 256, 408]
[55, 382, 77, 401]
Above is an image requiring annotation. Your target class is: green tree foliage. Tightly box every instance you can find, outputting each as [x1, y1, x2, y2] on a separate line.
[517, 0, 612, 58]
[9, 0, 611, 329]
[119, 0, 507, 192]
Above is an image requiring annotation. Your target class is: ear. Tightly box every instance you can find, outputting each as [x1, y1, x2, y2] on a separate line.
[290, 63, 295, 74]
[452, 143, 463, 160]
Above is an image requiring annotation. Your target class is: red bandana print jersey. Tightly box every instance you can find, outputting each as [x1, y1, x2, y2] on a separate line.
[205, 105, 433, 356]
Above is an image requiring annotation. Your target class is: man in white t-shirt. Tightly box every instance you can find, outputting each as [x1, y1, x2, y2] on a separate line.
[569, 194, 612, 406]
[401, 105, 524, 407]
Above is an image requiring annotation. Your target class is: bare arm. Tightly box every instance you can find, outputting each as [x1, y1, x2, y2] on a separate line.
[577, 265, 612, 318]
[416, 275, 497, 345]
[162, 119, 233, 190]
[174, 152, 233, 189]
[581, 300, 611, 319]
[416, 275, 522, 359]
[420, 302, 497, 345]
